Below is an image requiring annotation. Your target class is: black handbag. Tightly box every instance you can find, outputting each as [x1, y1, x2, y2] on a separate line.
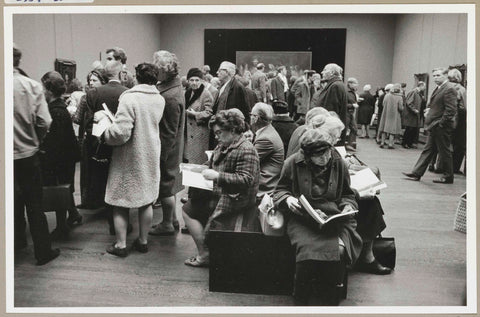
[42, 183, 71, 212]
[372, 235, 396, 269]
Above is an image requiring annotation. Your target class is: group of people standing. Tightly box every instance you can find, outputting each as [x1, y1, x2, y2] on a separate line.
[13, 40, 465, 305]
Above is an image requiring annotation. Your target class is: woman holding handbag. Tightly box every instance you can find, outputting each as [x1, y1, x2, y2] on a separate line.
[40, 71, 81, 240]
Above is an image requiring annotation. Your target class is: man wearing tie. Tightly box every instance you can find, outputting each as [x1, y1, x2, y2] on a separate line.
[403, 67, 457, 184]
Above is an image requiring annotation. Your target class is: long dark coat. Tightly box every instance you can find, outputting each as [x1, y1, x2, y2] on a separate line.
[213, 77, 249, 122]
[311, 76, 348, 125]
[41, 98, 80, 189]
[358, 91, 376, 125]
[273, 150, 362, 264]
[184, 84, 214, 164]
[157, 77, 186, 197]
[402, 88, 423, 128]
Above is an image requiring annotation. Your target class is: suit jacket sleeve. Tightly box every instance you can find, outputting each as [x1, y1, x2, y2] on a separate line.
[34, 85, 52, 141]
[160, 98, 182, 162]
[440, 86, 458, 126]
[254, 136, 273, 162]
[104, 95, 135, 146]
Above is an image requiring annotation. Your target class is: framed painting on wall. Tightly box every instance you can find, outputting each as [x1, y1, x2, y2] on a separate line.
[414, 72, 429, 98]
[236, 51, 312, 80]
[54, 58, 77, 87]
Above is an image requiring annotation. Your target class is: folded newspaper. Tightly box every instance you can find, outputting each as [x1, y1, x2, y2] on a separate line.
[298, 195, 358, 225]
[92, 103, 115, 137]
[349, 167, 387, 196]
[179, 163, 213, 191]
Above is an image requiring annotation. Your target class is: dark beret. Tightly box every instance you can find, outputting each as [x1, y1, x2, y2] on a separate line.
[187, 68, 203, 80]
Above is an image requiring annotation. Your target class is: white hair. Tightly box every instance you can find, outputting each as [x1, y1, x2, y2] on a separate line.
[219, 61, 236, 77]
[252, 102, 274, 122]
[363, 84, 371, 91]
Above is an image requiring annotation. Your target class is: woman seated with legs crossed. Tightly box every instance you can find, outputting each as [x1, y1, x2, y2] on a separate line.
[183, 109, 260, 267]
[273, 128, 362, 306]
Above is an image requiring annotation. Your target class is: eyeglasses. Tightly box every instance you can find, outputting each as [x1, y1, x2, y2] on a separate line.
[250, 113, 259, 118]
[218, 68, 227, 73]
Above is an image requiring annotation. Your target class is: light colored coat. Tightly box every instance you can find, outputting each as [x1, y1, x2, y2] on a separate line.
[378, 93, 404, 135]
[104, 84, 165, 208]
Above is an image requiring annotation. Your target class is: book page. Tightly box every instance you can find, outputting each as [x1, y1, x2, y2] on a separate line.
[180, 163, 213, 191]
[350, 167, 387, 193]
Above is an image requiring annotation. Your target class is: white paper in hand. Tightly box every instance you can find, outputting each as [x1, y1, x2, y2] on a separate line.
[92, 117, 112, 137]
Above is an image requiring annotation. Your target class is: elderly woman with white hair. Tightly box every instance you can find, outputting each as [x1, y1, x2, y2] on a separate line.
[357, 84, 376, 138]
[286, 107, 331, 157]
[273, 128, 362, 305]
[149, 50, 186, 235]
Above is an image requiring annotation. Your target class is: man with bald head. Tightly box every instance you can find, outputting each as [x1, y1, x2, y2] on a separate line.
[312, 63, 348, 145]
[250, 102, 284, 198]
[213, 61, 249, 122]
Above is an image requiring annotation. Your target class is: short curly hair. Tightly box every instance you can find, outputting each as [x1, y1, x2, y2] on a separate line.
[208, 109, 246, 134]
[41, 71, 66, 98]
[135, 63, 159, 85]
[153, 50, 179, 80]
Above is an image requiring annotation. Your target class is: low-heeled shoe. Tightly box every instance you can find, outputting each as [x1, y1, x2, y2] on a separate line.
[402, 172, 420, 181]
[132, 239, 148, 253]
[106, 243, 128, 257]
[36, 248, 60, 266]
[432, 177, 453, 184]
[355, 259, 392, 275]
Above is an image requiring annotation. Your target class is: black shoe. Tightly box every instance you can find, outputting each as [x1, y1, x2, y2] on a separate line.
[402, 172, 421, 181]
[132, 238, 148, 253]
[67, 214, 83, 227]
[50, 228, 69, 241]
[106, 243, 128, 257]
[428, 165, 435, 172]
[181, 226, 190, 234]
[36, 248, 60, 266]
[355, 259, 392, 275]
[432, 177, 453, 184]
[180, 197, 188, 204]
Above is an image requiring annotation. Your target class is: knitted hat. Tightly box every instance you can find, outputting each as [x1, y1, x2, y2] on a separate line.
[187, 68, 203, 80]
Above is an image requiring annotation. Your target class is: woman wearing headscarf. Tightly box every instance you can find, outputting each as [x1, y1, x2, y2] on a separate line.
[184, 68, 214, 164]
[273, 128, 362, 305]
[94, 63, 165, 257]
[40, 71, 81, 239]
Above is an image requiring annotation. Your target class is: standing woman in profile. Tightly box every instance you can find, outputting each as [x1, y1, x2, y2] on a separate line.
[40, 71, 81, 239]
[73, 69, 106, 210]
[184, 68, 214, 164]
[95, 63, 165, 257]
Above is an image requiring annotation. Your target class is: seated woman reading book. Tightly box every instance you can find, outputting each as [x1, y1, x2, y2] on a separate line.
[273, 128, 362, 306]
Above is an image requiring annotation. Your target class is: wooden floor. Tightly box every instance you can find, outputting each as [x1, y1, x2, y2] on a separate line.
[13, 136, 467, 307]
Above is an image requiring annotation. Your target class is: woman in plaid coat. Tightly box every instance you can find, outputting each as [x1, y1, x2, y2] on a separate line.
[182, 109, 260, 267]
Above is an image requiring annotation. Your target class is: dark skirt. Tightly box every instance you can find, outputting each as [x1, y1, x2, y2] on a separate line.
[357, 105, 374, 125]
[80, 135, 111, 209]
[356, 197, 386, 241]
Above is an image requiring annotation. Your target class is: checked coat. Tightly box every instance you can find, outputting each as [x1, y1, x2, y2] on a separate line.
[206, 135, 260, 232]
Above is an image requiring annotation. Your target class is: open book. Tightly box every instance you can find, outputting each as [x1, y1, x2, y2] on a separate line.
[179, 163, 213, 191]
[349, 167, 387, 196]
[298, 195, 358, 225]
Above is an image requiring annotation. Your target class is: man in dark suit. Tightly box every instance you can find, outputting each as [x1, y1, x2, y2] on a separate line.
[271, 65, 289, 107]
[250, 103, 285, 198]
[212, 61, 249, 122]
[312, 63, 348, 145]
[86, 60, 128, 234]
[272, 102, 298, 157]
[403, 68, 457, 184]
[251, 63, 267, 103]
[236, 75, 258, 111]
[402, 81, 425, 148]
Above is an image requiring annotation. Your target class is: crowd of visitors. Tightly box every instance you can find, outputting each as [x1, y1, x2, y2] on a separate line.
[13, 42, 466, 305]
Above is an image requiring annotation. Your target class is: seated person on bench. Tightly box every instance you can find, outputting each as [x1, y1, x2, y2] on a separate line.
[273, 128, 362, 306]
[182, 109, 260, 267]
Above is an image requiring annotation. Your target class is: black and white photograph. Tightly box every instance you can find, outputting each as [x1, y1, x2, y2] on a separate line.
[5, 3, 476, 314]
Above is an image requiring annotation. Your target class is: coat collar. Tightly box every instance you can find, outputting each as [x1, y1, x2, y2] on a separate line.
[324, 76, 343, 89]
[48, 98, 66, 110]
[273, 114, 294, 122]
[122, 84, 159, 96]
[157, 77, 182, 94]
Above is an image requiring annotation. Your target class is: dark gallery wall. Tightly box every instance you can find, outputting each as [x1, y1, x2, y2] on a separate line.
[204, 28, 346, 75]
[159, 14, 397, 90]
